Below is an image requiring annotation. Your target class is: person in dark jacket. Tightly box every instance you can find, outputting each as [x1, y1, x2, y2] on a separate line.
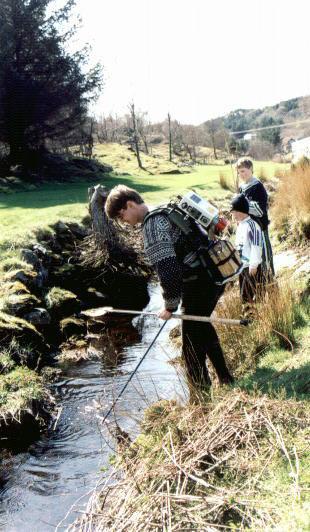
[105, 184, 234, 390]
[236, 157, 274, 275]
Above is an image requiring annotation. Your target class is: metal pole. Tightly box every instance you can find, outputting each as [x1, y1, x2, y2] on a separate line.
[102, 321, 167, 423]
[82, 307, 250, 326]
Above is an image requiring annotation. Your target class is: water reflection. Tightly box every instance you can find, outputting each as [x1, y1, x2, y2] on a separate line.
[88, 315, 141, 373]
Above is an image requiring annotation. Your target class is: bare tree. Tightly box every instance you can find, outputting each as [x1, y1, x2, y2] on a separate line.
[128, 102, 143, 169]
[136, 112, 150, 155]
[97, 114, 124, 143]
[168, 113, 172, 162]
[204, 119, 223, 159]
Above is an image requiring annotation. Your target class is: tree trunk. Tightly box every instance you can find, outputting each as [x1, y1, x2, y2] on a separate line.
[129, 103, 143, 169]
[211, 135, 218, 159]
[168, 113, 172, 162]
[88, 185, 121, 248]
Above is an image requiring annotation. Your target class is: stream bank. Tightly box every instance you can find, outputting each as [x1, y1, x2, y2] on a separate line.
[0, 214, 150, 448]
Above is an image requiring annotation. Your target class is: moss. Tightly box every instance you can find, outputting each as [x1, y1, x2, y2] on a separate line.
[0, 258, 32, 273]
[40, 366, 62, 382]
[45, 286, 80, 318]
[3, 269, 38, 289]
[0, 351, 16, 374]
[0, 310, 44, 349]
[2, 293, 40, 316]
[46, 286, 78, 307]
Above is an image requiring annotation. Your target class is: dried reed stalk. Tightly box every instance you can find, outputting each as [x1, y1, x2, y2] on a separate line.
[69, 391, 307, 531]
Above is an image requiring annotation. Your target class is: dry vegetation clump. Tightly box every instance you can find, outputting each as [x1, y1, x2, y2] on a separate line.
[70, 391, 308, 531]
[257, 166, 267, 182]
[215, 279, 302, 376]
[272, 163, 310, 243]
[218, 171, 235, 192]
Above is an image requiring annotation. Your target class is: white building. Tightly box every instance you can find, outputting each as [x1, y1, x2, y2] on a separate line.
[292, 136, 310, 162]
[243, 133, 257, 141]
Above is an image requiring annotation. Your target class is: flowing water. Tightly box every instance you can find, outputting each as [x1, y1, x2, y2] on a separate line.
[0, 286, 185, 531]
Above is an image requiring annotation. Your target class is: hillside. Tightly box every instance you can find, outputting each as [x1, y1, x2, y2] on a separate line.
[205, 95, 310, 145]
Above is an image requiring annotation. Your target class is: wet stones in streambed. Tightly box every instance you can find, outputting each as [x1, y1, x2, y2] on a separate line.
[24, 308, 51, 326]
[57, 338, 90, 364]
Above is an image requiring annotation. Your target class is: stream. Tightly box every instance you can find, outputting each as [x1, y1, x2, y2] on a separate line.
[0, 285, 185, 531]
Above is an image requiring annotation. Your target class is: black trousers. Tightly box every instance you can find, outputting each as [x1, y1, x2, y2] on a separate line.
[181, 269, 233, 387]
[239, 265, 266, 304]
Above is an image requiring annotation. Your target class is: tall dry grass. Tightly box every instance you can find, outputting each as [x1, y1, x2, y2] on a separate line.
[216, 279, 301, 377]
[69, 391, 308, 531]
[257, 166, 268, 182]
[218, 171, 237, 192]
[272, 164, 310, 242]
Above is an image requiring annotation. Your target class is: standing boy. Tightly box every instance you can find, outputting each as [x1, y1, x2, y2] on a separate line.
[236, 157, 274, 275]
[104, 185, 234, 389]
[230, 194, 264, 314]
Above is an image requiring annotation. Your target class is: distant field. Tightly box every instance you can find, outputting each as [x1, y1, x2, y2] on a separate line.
[0, 148, 288, 253]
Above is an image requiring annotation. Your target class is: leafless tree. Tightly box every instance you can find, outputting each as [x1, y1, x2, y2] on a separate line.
[167, 113, 172, 162]
[203, 119, 223, 159]
[128, 102, 143, 169]
[136, 112, 150, 155]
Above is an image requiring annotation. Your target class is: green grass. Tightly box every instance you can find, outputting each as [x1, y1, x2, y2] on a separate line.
[0, 149, 287, 254]
[237, 325, 310, 400]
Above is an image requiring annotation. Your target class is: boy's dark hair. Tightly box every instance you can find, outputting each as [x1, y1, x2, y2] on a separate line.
[236, 157, 253, 170]
[105, 185, 144, 219]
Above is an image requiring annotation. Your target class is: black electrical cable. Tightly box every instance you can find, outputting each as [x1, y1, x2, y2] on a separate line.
[102, 320, 168, 423]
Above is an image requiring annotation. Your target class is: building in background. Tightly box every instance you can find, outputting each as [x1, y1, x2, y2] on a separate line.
[292, 136, 310, 162]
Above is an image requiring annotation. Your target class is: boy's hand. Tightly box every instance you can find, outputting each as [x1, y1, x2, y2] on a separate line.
[249, 266, 258, 276]
[158, 309, 172, 320]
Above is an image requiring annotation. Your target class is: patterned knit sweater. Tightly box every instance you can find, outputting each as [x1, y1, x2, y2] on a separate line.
[142, 212, 188, 311]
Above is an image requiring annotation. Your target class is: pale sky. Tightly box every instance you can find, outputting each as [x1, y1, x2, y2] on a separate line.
[73, 0, 310, 124]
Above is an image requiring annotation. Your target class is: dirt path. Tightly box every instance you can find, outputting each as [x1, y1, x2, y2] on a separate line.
[274, 248, 310, 277]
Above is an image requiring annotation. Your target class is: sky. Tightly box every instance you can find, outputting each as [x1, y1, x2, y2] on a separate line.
[72, 0, 310, 124]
